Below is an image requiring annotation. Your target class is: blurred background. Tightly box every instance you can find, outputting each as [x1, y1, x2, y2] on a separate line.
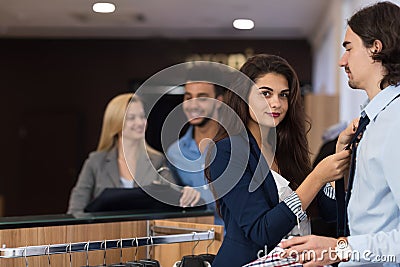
[0, 0, 396, 216]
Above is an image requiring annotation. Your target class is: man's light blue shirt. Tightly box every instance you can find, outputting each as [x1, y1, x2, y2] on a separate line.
[167, 126, 224, 226]
[344, 85, 400, 266]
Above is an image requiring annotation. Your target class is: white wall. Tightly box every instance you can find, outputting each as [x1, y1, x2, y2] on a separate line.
[338, 0, 368, 123]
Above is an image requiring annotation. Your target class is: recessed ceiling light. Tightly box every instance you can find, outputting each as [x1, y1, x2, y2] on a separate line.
[92, 2, 116, 13]
[233, 19, 255, 30]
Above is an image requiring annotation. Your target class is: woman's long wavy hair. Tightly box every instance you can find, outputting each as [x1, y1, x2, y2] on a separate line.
[206, 54, 312, 192]
[97, 93, 142, 151]
[348, 1, 400, 89]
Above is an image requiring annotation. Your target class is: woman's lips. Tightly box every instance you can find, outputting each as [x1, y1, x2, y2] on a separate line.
[133, 127, 145, 133]
[267, 112, 280, 118]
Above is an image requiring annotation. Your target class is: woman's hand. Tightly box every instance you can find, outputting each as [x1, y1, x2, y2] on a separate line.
[336, 118, 359, 152]
[313, 149, 351, 184]
[179, 186, 201, 207]
[295, 149, 350, 210]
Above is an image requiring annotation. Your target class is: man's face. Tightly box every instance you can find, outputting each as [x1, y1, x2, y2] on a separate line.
[182, 82, 222, 126]
[339, 26, 375, 90]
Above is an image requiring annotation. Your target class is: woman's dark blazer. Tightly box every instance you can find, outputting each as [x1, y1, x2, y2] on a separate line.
[208, 132, 336, 267]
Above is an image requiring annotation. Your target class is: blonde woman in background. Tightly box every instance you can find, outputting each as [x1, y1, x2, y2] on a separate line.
[67, 93, 200, 213]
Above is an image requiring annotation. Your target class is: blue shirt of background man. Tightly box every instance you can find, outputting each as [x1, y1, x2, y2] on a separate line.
[167, 126, 224, 226]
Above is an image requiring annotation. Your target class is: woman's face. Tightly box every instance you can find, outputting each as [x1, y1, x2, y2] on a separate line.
[248, 72, 289, 128]
[122, 101, 147, 141]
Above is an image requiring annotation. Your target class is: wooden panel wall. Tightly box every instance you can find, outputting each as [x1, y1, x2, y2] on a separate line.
[304, 94, 339, 162]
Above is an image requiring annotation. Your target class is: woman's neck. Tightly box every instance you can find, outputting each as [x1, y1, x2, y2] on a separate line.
[117, 136, 144, 181]
[247, 121, 278, 172]
[117, 137, 142, 160]
[247, 120, 273, 148]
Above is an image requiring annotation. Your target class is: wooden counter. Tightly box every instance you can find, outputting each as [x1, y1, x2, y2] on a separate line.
[0, 211, 222, 266]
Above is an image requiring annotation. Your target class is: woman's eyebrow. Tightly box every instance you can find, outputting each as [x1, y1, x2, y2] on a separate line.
[258, 86, 290, 92]
[258, 86, 273, 91]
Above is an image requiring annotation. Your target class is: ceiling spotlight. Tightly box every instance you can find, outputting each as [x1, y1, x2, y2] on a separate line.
[92, 2, 116, 13]
[233, 19, 255, 30]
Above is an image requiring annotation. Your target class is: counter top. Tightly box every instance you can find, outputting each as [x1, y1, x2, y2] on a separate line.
[0, 207, 212, 230]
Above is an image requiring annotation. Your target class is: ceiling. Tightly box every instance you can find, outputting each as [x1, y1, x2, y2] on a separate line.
[0, 0, 331, 39]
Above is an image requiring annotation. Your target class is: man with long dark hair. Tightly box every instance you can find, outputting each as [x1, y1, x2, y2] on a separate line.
[281, 2, 400, 266]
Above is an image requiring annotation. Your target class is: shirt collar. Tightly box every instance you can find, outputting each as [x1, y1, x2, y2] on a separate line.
[362, 85, 400, 121]
[180, 126, 200, 153]
[180, 125, 194, 145]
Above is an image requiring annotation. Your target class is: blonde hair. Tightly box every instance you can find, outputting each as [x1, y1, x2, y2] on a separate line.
[96, 93, 142, 151]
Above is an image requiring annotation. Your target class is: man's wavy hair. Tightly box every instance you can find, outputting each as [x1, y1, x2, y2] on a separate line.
[348, 1, 400, 89]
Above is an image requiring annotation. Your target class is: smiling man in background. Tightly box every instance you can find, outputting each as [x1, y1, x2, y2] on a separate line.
[167, 66, 225, 226]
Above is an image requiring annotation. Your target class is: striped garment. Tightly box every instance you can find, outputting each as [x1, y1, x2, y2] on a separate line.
[242, 246, 302, 267]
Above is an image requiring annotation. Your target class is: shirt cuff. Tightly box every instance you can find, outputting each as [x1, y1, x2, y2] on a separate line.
[283, 191, 307, 221]
[324, 182, 336, 200]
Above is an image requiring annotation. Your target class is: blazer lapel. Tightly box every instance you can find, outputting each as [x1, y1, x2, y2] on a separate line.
[105, 146, 121, 187]
[135, 148, 154, 187]
[247, 133, 279, 205]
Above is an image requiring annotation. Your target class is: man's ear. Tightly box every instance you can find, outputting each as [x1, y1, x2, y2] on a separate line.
[372, 39, 383, 53]
[216, 95, 224, 109]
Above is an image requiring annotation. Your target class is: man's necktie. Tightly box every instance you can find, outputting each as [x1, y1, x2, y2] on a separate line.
[336, 114, 370, 237]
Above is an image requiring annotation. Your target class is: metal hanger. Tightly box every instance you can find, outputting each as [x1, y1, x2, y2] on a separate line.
[198, 230, 216, 265]
[92, 240, 107, 267]
[23, 246, 29, 267]
[125, 238, 144, 267]
[81, 241, 90, 267]
[66, 243, 72, 267]
[192, 233, 200, 256]
[102, 240, 107, 266]
[138, 236, 160, 267]
[109, 239, 125, 267]
[46, 244, 51, 267]
[206, 230, 215, 254]
[175, 233, 211, 267]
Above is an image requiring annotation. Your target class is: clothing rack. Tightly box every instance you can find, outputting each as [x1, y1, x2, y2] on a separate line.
[0, 228, 215, 259]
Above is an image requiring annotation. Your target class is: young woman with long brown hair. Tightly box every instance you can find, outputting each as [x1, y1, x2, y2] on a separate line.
[205, 54, 350, 267]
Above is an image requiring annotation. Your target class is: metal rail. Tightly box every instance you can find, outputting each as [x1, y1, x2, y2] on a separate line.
[0, 229, 214, 258]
